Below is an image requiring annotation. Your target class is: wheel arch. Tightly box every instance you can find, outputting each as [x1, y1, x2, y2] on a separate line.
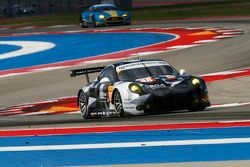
[111, 88, 119, 104]
[77, 89, 83, 106]
[111, 82, 131, 104]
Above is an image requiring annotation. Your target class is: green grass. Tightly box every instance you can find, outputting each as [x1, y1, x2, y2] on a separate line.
[0, 13, 80, 26]
[1, 0, 250, 26]
[131, 0, 250, 21]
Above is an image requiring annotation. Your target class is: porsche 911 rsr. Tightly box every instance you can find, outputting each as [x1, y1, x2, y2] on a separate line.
[71, 59, 210, 119]
[79, 4, 131, 28]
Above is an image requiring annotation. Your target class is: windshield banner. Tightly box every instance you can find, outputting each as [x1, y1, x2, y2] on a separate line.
[116, 61, 168, 72]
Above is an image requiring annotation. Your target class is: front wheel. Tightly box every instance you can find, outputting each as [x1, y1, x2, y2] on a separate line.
[79, 91, 91, 119]
[87, 15, 96, 28]
[81, 20, 87, 28]
[113, 91, 124, 117]
[189, 101, 207, 112]
[79, 16, 86, 28]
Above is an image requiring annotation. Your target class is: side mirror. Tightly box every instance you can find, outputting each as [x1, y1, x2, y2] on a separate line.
[179, 69, 187, 75]
[99, 77, 111, 84]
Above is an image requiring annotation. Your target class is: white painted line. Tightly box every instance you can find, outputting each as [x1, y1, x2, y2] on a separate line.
[186, 27, 209, 30]
[94, 28, 117, 32]
[0, 110, 23, 116]
[201, 70, 246, 76]
[64, 30, 84, 33]
[205, 28, 220, 31]
[194, 39, 218, 44]
[160, 27, 173, 30]
[2, 108, 22, 112]
[130, 28, 148, 30]
[47, 25, 75, 28]
[214, 35, 238, 39]
[18, 26, 35, 30]
[32, 66, 70, 72]
[130, 51, 165, 56]
[168, 44, 199, 49]
[1, 138, 250, 152]
[169, 27, 183, 29]
[20, 111, 53, 116]
[219, 120, 250, 123]
[0, 73, 25, 78]
[222, 32, 243, 35]
[210, 102, 250, 108]
[0, 41, 56, 60]
[217, 29, 243, 33]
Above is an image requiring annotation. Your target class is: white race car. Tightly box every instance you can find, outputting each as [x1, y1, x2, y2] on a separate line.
[71, 59, 210, 119]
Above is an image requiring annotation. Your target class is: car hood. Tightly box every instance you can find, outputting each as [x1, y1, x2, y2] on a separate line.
[96, 10, 128, 17]
[135, 75, 189, 90]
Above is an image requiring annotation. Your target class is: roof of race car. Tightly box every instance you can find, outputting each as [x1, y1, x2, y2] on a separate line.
[113, 59, 168, 67]
[91, 4, 117, 9]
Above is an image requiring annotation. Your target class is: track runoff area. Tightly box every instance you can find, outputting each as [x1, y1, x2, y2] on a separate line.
[0, 27, 250, 166]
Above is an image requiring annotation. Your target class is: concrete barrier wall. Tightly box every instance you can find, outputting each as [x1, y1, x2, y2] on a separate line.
[0, 0, 221, 17]
[0, 0, 132, 17]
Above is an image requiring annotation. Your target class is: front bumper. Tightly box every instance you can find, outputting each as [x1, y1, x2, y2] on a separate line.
[124, 88, 209, 114]
[143, 89, 193, 113]
[96, 17, 131, 26]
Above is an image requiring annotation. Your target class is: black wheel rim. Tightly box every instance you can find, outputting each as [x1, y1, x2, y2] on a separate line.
[79, 93, 87, 116]
[114, 92, 123, 115]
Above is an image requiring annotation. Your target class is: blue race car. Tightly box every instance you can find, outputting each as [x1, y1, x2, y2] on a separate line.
[79, 4, 131, 28]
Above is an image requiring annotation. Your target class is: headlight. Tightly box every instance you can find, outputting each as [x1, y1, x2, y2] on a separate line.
[122, 14, 128, 17]
[192, 78, 201, 86]
[99, 15, 105, 19]
[129, 83, 143, 94]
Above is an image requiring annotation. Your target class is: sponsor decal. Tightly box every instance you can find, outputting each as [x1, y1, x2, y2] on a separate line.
[108, 86, 114, 101]
[105, 10, 118, 17]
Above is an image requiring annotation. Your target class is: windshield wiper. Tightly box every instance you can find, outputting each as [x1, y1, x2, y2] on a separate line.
[142, 63, 154, 77]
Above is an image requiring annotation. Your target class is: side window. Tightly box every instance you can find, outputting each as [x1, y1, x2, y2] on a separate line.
[98, 70, 105, 81]
[98, 66, 117, 83]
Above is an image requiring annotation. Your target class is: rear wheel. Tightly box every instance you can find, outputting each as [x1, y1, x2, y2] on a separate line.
[113, 91, 124, 117]
[125, 22, 131, 25]
[79, 91, 91, 119]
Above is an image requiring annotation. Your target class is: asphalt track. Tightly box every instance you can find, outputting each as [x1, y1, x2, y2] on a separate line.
[0, 19, 250, 166]
[0, 19, 250, 121]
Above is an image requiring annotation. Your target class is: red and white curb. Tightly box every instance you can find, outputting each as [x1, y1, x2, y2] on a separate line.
[1, 121, 250, 137]
[1, 67, 250, 116]
[0, 27, 244, 78]
[202, 67, 250, 82]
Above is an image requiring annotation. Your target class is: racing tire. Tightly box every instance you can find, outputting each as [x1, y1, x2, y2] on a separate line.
[79, 16, 86, 28]
[88, 15, 96, 28]
[125, 22, 131, 25]
[113, 91, 124, 117]
[79, 91, 91, 119]
[189, 103, 206, 112]
[81, 21, 86, 28]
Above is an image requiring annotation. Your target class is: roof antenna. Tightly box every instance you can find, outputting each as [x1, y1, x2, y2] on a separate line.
[136, 52, 140, 60]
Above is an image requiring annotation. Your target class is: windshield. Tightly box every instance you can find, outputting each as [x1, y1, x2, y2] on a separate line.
[117, 65, 178, 81]
[93, 6, 118, 12]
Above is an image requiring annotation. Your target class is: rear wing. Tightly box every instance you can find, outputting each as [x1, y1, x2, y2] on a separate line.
[70, 66, 105, 83]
